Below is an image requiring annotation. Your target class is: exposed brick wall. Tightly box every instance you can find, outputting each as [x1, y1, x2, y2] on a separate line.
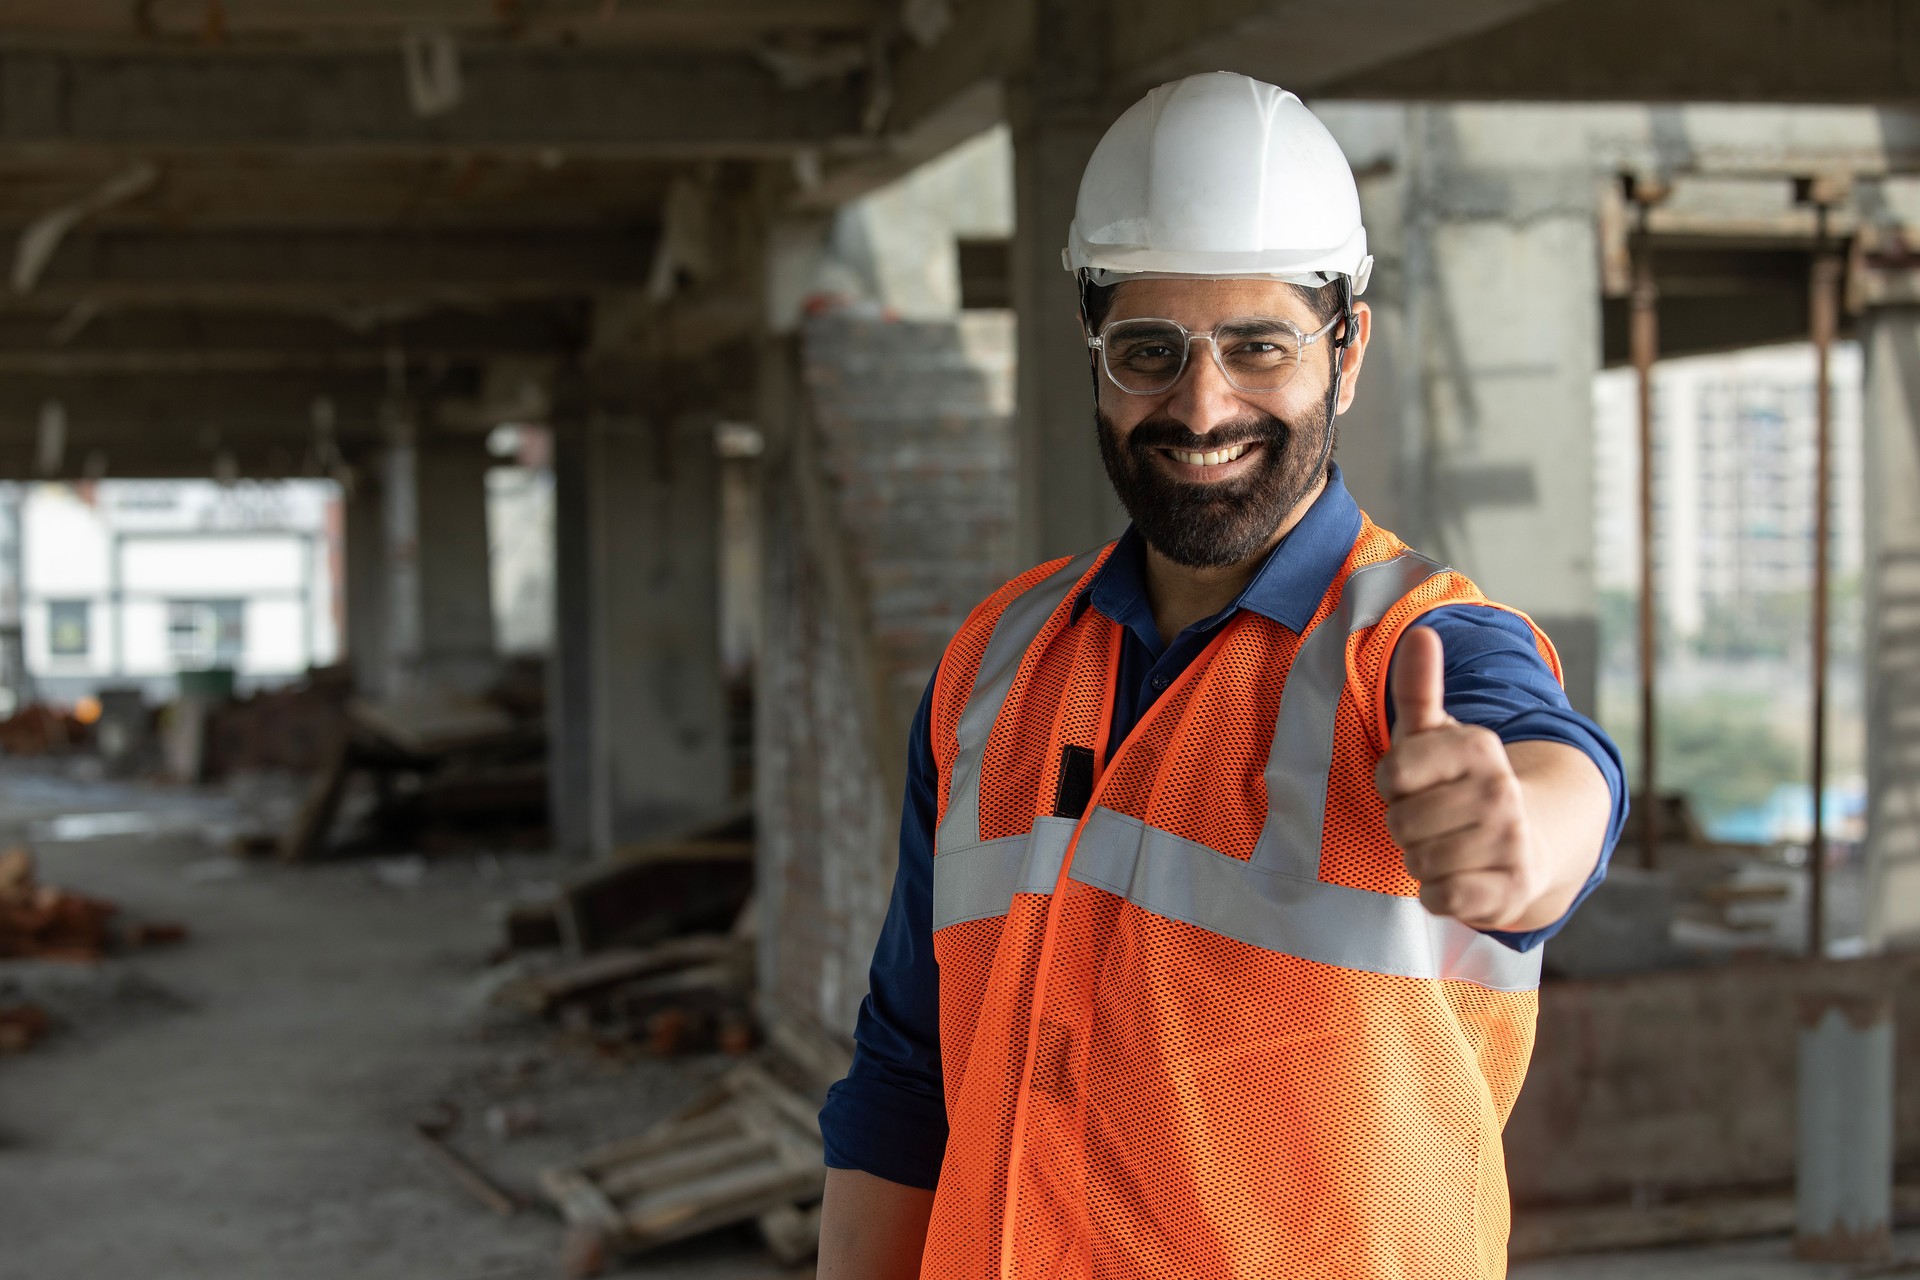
[757, 311, 1018, 1036]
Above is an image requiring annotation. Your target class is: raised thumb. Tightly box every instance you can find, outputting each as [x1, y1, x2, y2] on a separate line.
[1392, 625, 1450, 736]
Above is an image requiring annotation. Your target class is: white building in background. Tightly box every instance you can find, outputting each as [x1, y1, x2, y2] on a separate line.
[21, 480, 341, 701]
[1594, 342, 1865, 641]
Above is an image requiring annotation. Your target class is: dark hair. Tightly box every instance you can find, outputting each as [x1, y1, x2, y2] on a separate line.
[1079, 277, 1345, 335]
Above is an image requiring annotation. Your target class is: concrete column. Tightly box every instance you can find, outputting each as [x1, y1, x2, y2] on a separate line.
[547, 405, 728, 857]
[413, 437, 497, 689]
[1795, 993, 1895, 1260]
[341, 467, 391, 697]
[1009, 0, 1127, 563]
[1358, 106, 1602, 716]
[382, 429, 498, 693]
[1860, 308, 1920, 947]
[546, 412, 595, 857]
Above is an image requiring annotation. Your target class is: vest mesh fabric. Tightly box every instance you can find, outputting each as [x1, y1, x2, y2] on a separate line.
[924, 518, 1552, 1280]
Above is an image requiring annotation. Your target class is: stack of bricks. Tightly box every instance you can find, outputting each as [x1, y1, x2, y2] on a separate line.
[757, 310, 1017, 1037]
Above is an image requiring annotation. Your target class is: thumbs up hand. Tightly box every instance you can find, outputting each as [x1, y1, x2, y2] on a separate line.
[1374, 627, 1544, 929]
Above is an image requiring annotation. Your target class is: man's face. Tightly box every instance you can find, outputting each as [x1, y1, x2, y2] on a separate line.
[1093, 277, 1369, 570]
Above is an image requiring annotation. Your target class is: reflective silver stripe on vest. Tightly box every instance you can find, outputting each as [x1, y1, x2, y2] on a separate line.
[1250, 552, 1443, 880]
[930, 548, 1542, 991]
[937, 550, 1102, 856]
[1065, 807, 1542, 991]
[932, 817, 1077, 930]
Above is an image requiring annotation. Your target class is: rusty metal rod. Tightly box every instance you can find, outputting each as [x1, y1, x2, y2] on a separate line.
[1808, 219, 1840, 957]
[1631, 219, 1661, 871]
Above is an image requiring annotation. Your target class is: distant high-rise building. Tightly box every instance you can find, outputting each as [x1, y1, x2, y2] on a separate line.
[1594, 342, 1864, 643]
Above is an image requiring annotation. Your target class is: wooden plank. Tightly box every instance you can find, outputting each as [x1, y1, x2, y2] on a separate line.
[621, 1159, 824, 1248]
[494, 934, 742, 1016]
[540, 1168, 628, 1235]
[279, 733, 353, 861]
[411, 1122, 521, 1217]
[726, 1061, 825, 1141]
[766, 1017, 854, 1092]
[597, 1133, 773, 1200]
[567, 1107, 747, 1177]
[557, 842, 753, 954]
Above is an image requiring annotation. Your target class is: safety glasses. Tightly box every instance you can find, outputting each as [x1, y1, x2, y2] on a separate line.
[1087, 312, 1343, 396]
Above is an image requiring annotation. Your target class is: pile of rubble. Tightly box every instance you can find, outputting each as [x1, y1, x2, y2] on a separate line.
[0, 704, 92, 757]
[278, 662, 550, 861]
[402, 810, 841, 1273]
[0, 844, 187, 1056]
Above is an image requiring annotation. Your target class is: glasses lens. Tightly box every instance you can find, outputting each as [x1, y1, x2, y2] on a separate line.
[1214, 319, 1305, 391]
[1103, 320, 1188, 393]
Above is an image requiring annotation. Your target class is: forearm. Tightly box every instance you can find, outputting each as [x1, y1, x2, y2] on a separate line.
[1501, 739, 1612, 933]
[818, 1167, 935, 1279]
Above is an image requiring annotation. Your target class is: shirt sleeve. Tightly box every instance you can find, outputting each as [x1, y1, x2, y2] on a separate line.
[1387, 604, 1629, 953]
[817, 675, 949, 1189]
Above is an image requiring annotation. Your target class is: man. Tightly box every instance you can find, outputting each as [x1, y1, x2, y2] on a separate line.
[818, 72, 1625, 1279]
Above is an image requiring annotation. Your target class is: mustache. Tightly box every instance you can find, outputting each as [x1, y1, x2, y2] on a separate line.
[1123, 412, 1290, 454]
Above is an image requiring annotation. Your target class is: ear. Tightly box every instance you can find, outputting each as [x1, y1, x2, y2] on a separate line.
[1334, 301, 1373, 417]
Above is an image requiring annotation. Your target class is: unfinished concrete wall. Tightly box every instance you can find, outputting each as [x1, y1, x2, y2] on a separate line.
[1318, 103, 1604, 715]
[1506, 953, 1920, 1203]
[757, 312, 1018, 1034]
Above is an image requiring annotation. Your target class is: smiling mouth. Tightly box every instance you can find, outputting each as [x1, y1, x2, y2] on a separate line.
[1163, 441, 1255, 468]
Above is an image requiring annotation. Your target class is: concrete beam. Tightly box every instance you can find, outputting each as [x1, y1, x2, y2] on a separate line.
[0, 48, 867, 157]
[0, 304, 587, 374]
[10, 0, 883, 49]
[1322, 0, 1920, 103]
[3, 227, 655, 307]
[1107, 0, 1564, 100]
[0, 370, 398, 460]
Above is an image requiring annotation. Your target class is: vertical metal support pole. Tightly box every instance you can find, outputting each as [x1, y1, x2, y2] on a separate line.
[1796, 993, 1894, 1260]
[1809, 227, 1840, 957]
[1631, 217, 1661, 870]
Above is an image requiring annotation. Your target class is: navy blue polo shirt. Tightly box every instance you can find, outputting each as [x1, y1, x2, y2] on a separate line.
[820, 466, 1628, 1190]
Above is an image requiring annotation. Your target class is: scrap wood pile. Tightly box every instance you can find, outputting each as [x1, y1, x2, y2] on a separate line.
[280, 659, 550, 860]
[541, 1021, 850, 1276]
[0, 703, 91, 757]
[0, 844, 186, 1055]
[202, 664, 353, 778]
[490, 808, 758, 1057]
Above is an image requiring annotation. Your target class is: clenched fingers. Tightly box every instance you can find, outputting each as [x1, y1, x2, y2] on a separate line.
[1374, 722, 1505, 800]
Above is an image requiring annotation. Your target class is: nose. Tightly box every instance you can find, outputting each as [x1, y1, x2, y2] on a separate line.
[1161, 338, 1248, 437]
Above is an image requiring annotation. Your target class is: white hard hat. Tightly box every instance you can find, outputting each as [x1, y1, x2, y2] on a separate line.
[1063, 72, 1373, 296]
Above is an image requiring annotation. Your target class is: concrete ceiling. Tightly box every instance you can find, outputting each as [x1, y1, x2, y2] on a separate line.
[0, 0, 1914, 478]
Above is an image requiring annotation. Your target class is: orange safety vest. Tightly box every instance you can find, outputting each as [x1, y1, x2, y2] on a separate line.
[921, 516, 1560, 1280]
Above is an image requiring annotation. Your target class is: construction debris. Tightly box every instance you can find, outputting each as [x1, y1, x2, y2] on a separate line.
[539, 1057, 829, 1273]
[555, 808, 754, 954]
[0, 703, 91, 757]
[280, 671, 549, 861]
[0, 845, 187, 962]
[0, 1001, 51, 1054]
[203, 665, 353, 778]
[413, 1103, 530, 1218]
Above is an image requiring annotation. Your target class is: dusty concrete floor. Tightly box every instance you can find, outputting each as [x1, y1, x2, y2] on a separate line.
[0, 761, 1911, 1279]
[0, 764, 791, 1280]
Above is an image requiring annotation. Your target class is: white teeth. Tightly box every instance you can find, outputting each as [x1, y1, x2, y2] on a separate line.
[1172, 443, 1251, 467]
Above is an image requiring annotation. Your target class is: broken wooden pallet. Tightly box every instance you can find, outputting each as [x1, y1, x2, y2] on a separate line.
[492, 933, 749, 1019]
[539, 1059, 825, 1266]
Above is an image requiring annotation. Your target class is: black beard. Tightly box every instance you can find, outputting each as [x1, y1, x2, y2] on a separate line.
[1095, 399, 1334, 570]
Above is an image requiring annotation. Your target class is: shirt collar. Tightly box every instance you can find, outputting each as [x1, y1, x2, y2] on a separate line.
[1070, 463, 1364, 639]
